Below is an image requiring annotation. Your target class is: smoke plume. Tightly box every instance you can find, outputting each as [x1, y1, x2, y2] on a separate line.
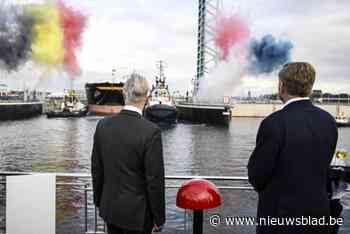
[0, 0, 87, 79]
[214, 13, 250, 61]
[58, 0, 86, 77]
[29, 3, 65, 67]
[0, 4, 34, 71]
[196, 51, 247, 102]
[248, 34, 293, 74]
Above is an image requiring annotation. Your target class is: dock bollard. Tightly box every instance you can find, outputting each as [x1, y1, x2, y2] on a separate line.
[176, 179, 222, 234]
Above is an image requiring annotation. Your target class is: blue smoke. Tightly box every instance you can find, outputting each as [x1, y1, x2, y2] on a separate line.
[248, 34, 293, 74]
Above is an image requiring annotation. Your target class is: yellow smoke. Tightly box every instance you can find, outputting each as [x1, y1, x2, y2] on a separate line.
[28, 4, 64, 66]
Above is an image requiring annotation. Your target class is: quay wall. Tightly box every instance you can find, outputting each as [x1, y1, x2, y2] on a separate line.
[232, 103, 350, 118]
[0, 102, 43, 120]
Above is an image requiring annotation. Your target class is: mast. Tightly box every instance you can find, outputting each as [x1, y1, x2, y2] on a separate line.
[156, 60, 166, 83]
[112, 67, 116, 83]
[194, 0, 223, 95]
[0, 70, 4, 84]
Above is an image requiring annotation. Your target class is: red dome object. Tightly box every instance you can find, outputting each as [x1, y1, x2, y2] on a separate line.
[176, 179, 222, 210]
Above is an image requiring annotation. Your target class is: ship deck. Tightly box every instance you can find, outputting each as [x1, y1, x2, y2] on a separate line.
[0, 101, 43, 106]
[176, 101, 234, 109]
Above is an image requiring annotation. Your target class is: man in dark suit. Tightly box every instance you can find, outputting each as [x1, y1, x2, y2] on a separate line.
[248, 62, 338, 234]
[91, 73, 166, 234]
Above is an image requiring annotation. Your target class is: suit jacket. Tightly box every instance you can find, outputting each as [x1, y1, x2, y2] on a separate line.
[91, 109, 166, 231]
[248, 100, 338, 234]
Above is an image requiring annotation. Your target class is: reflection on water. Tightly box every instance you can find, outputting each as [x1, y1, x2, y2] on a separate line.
[1, 116, 350, 233]
[56, 178, 85, 231]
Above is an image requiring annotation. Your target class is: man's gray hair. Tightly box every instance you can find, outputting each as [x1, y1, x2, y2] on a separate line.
[123, 73, 149, 104]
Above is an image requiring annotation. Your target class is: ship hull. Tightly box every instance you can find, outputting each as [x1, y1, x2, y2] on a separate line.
[85, 82, 124, 115]
[176, 102, 232, 126]
[336, 121, 350, 127]
[144, 104, 177, 125]
[88, 104, 123, 115]
[0, 102, 43, 121]
[46, 109, 87, 118]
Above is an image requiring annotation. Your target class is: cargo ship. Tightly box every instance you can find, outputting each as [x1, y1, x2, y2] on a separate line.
[85, 82, 124, 115]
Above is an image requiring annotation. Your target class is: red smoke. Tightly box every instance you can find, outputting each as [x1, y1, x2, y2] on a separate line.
[58, 1, 86, 77]
[214, 13, 250, 61]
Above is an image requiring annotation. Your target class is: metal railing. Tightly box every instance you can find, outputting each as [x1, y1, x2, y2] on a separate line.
[0, 172, 254, 234]
[0, 172, 349, 234]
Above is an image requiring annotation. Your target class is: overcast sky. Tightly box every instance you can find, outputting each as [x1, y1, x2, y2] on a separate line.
[2, 0, 350, 96]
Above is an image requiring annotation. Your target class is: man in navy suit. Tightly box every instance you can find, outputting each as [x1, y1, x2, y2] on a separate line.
[248, 62, 338, 234]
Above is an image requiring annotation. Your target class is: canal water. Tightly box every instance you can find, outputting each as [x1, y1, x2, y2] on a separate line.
[0, 116, 349, 233]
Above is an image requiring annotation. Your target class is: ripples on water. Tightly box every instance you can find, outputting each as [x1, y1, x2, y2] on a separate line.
[0, 116, 350, 233]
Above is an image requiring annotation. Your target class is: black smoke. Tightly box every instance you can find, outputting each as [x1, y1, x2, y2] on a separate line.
[0, 5, 34, 72]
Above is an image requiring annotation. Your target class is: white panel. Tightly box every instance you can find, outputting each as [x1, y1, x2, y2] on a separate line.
[6, 174, 56, 234]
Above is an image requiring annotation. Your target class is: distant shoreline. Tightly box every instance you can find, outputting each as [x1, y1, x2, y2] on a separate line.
[232, 103, 350, 118]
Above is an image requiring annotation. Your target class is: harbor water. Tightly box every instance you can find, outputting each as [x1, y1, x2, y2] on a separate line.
[0, 116, 350, 233]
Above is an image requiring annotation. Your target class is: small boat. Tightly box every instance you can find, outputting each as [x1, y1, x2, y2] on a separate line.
[335, 115, 350, 127]
[335, 105, 350, 127]
[45, 90, 87, 118]
[144, 62, 177, 125]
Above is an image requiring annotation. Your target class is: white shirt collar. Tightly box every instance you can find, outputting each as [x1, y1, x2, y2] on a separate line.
[123, 105, 143, 115]
[283, 97, 310, 109]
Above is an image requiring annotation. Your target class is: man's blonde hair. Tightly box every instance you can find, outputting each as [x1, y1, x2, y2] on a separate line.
[278, 62, 316, 97]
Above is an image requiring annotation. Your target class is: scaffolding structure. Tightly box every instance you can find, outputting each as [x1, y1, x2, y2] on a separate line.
[194, 0, 223, 95]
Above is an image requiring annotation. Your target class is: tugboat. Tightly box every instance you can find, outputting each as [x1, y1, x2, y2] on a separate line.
[335, 115, 350, 127]
[335, 105, 350, 127]
[46, 90, 87, 118]
[144, 61, 177, 125]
